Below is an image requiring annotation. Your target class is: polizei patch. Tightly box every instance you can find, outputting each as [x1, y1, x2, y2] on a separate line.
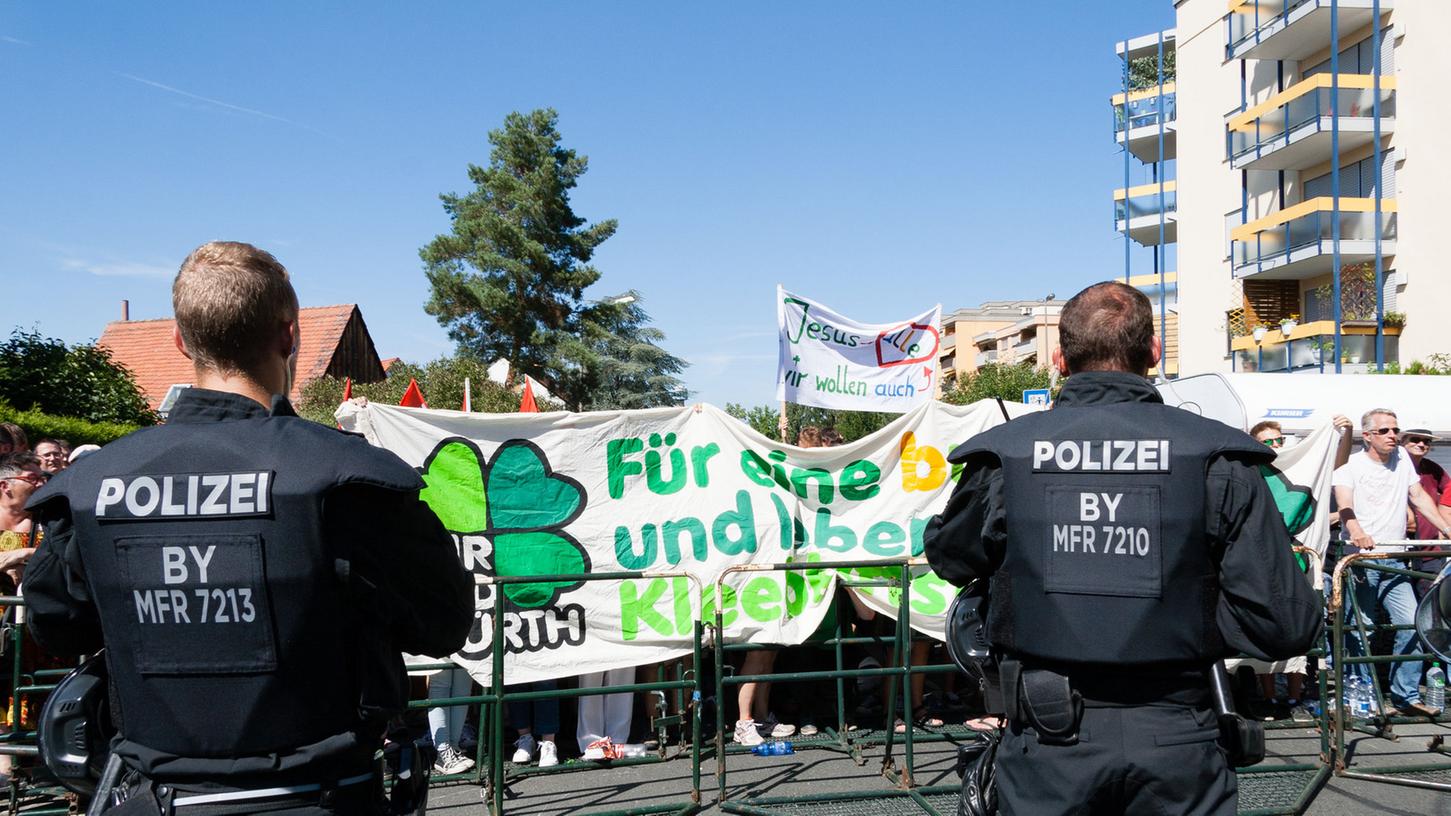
[1043, 485, 1162, 598]
[94, 472, 273, 521]
[1031, 440, 1170, 473]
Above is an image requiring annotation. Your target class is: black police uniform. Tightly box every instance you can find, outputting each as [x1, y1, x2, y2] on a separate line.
[926, 371, 1323, 816]
[23, 389, 474, 815]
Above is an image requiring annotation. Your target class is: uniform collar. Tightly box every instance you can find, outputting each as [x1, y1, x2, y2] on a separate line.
[1053, 371, 1162, 407]
[166, 388, 298, 423]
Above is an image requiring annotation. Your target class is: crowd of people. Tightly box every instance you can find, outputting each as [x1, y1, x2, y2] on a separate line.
[1247, 408, 1451, 721]
[7, 412, 1448, 777]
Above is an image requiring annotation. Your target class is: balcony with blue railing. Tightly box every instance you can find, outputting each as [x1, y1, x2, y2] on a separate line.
[1114, 181, 1177, 247]
[1113, 84, 1176, 163]
[1227, 0, 1391, 63]
[1227, 74, 1394, 170]
[1231, 320, 1400, 373]
[1230, 196, 1396, 279]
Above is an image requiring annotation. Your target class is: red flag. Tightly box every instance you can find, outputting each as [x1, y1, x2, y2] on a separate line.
[399, 378, 427, 408]
[336, 377, 355, 428]
[518, 377, 539, 413]
[462, 377, 472, 412]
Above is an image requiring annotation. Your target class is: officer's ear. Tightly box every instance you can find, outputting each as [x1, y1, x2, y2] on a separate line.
[173, 325, 193, 361]
[1051, 346, 1069, 377]
[1150, 334, 1163, 367]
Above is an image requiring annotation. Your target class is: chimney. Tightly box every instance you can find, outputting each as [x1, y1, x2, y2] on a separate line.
[121, 300, 129, 321]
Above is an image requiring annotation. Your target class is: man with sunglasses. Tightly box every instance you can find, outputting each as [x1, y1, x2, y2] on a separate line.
[1333, 410, 1451, 717]
[1403, 427, 1451, 598]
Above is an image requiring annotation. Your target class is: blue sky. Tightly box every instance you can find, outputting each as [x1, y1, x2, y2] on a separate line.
[0, 2, 1174, 408]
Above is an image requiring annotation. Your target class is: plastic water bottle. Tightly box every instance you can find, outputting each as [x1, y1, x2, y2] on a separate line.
[1341, 676, 1358, 716]
[751, 741, 795, 756]
[1427, 663, 1446, 712]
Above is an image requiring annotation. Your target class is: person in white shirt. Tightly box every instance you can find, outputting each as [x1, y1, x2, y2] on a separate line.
[1333, 408, 1451, 716]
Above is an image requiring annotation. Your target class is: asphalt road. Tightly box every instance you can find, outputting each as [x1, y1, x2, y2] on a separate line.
[425, 719, 1451, 815]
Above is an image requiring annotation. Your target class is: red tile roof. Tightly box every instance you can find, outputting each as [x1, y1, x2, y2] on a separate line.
[380, 357, 401, 373]
[98, 305, 372, 410]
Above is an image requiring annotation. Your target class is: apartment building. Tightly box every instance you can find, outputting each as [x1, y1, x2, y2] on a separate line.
[1113, 32, 1182, 377]
[1161, 0, 1449, 375]
[937, 300, 1061, 390]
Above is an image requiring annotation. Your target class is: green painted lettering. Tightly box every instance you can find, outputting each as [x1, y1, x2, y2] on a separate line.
[606, 437, 645, 499]
[840, 460, 882, 500]
[661, 517, 708, 565]
[619, 578, 672, 641]
[713, 490, 758, 555]
[614, 523, 657, 570]
[862, 521, 906, 556]
[790, 467, 834, 504]
[740, 450, 775, 488]
[690, 443, 721, 488]
[813, 508, 857, 553]
[741, 577, 783, 622]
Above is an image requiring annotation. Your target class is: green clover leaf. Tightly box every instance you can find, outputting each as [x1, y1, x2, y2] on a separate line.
[419, 438, 589, 609]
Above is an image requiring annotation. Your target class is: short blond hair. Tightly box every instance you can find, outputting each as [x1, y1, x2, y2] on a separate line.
[173, 241, 298, 374]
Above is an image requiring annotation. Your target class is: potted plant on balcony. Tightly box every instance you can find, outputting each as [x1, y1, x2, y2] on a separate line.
[1309, 337, 1333, 364]
[1279, 314, 1299, 336]
[1383, 311, 1406, 329]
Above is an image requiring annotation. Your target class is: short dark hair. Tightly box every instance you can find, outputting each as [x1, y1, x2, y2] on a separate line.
[1057, 281, 1156, 375]
[0, 452, 40, 478]
[0, 423, 26, 452]
[1249, 420, 1282, 438]
[820, 428, 844, 447]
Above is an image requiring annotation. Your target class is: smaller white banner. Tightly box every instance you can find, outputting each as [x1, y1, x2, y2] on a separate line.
[776, 286, 942, 413]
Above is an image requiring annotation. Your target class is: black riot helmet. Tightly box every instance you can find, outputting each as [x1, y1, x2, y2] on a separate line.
[1415, 572, 1451, 664]
[38, 652, 113, 796]
[945, 580, 993, 679]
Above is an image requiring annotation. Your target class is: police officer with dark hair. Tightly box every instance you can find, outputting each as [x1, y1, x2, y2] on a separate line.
[926, 281, 1322, 815]
[23, 241, 473, 815]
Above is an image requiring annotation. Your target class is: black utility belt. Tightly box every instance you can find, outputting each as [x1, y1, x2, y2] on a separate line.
[102, 771, 376, 816]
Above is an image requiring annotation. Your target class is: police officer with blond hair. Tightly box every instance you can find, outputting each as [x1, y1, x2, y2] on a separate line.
[24, 241, 473, 814]
[926, 281, 1322, 815]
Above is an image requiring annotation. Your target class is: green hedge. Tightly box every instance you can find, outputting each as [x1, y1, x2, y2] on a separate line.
[0, 403, 141, 447]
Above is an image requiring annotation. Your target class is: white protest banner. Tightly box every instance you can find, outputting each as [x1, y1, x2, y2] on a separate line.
[776, 286, 942, 413]
[338, 399, 1032, 684]
[1222, 421, 1337, 677]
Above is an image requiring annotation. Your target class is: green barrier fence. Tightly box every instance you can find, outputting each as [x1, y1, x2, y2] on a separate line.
[1327, 546, 1451, 794]
[6, 543, 1449, 814]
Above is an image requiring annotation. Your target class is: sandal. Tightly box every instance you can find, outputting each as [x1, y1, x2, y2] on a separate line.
[964, 716, 1004, 732]
[893, 707, 946, 733]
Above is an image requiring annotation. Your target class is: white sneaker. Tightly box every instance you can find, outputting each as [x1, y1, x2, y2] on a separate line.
[511, 733, 537, 764]
[433, 743, 475, 775]
[762, 714, 796, 738]
[733, 719, 764, 746]
[538, 740, 559, 767]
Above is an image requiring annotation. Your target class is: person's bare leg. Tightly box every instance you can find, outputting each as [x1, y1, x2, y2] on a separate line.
[738, 651, 775, 723]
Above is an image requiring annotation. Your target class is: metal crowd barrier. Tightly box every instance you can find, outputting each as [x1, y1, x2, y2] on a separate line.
[9, 541, 1448, 815]
[1327, 545, 1451, 793]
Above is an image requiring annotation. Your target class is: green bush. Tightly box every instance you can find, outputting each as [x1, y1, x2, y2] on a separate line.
[0, 329, 157, 426]
[0, 402, 141, 446]
[941, 362, 1057, 405]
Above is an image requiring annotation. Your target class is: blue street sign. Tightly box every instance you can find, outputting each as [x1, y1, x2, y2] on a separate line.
[1023, 388, 1051, 407]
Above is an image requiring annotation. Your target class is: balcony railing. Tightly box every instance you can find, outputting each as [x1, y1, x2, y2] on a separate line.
[1227, 0, 1314, 55]
[1011, 339, 1037, 359]
[1113, 85, 1176, 134]
[1230, 197, 1396, 271]
[1227, 0, 1389, 62]
[1114, 181, 1177, 223]
[1227, 75, 1395, 165]
[1231, 321, 1399, 373]
[975, 349, 998, 367]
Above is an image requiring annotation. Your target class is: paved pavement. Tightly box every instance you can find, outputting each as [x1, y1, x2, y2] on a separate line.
[425, 720, 1451, 815]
